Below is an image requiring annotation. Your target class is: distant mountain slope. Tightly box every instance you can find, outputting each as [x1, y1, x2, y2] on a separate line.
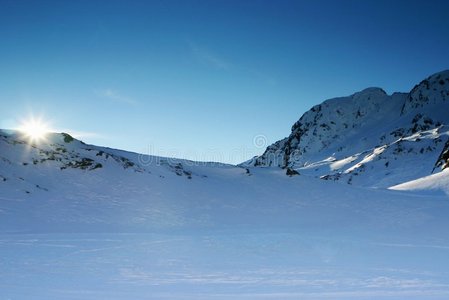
[0, 129, 243, 232]
[0, 129, 230, 195]
[246, 70, 449, 188]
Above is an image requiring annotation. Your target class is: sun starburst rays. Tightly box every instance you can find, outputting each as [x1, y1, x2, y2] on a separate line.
[18, 117, 51, 143]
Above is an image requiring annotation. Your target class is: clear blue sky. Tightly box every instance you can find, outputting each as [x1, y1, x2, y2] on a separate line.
[1, 0, 449, 164]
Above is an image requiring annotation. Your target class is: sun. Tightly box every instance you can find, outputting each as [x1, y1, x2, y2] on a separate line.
[18, 118, 51, 142]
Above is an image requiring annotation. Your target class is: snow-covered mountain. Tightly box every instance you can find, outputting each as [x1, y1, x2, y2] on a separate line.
[1, 71, 449, 300]
[247, 70, 449, 188]
[2, 128, 449, 300]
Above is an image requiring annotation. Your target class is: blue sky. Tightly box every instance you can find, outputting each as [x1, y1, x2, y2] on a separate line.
[1, 0, 449, 164]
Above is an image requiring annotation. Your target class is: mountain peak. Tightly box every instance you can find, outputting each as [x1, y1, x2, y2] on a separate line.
[429, 69, 449, 79]
[401, 69, 449, 115]
[353, 87, 387, 98]
[249, 70, 449, 187]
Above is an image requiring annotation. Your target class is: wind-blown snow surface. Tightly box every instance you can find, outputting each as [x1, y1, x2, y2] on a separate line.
[1, 130, 449, 299]
[390, 169, 449, 196]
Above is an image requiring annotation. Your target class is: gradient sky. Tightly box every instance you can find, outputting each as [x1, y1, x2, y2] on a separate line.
[1, 0, 449, 164]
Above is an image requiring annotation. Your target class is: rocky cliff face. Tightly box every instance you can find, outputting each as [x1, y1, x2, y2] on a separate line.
[247, 70, 449, 188]
[402, 70, 449, 114]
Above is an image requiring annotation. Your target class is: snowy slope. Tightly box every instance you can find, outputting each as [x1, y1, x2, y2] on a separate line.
[390, 168, 449, 196]
[1, 129, 449, 299]
[247, 70, 449, 188]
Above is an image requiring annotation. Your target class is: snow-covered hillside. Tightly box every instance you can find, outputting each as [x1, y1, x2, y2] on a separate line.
[1, 127, 449, 299]
[247, 70, 449, 188]
[390, 168, 449, 195]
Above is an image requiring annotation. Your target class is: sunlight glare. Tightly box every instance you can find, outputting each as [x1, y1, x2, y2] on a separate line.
[18, 118, 51, 142]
